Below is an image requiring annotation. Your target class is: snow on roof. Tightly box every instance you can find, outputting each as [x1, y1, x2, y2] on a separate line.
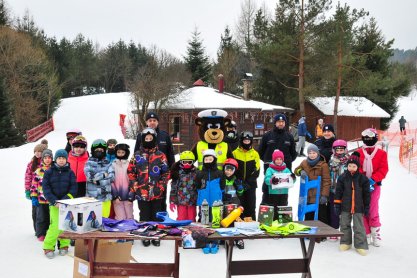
[164, 86, 293, 112]
[309, 96, 390, 118]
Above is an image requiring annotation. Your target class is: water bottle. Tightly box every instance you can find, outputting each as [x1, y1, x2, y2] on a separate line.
[211, 200, 221, 228]
[221, 206, 244, 228]
[201, 199, 209, 225]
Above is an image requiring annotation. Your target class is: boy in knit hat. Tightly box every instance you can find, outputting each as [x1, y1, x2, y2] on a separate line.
[42, 149, 77, 259]
[334, 151, 370, 256]
[106, 138, 118, 163]
[294, 144, 331, 225]
[314, 124, 336, 163]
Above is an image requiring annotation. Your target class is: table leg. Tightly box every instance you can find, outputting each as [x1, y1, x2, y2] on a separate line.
[173, 240, 180, 278]
[87, 239, 96, 278]
[300, 238, 315, 278]
[225, 239, 234, 278]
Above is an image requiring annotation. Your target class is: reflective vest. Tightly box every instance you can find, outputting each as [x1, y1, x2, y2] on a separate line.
[197, 141, 228, 170]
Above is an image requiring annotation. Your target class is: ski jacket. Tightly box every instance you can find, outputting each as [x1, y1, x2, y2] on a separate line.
[258, 127, 297, 170]
[221, 175, 244, 205]
[357, 147, 388, 184]
[127, 147, 170, 202]
[334, 170, 370, 214]
[30, 163, 51, 204]
[232, 147, 260, 189]
[68, 151, 89, 182]
[264, 165, 292, 195]
[134, 127, 175, 167]
[294, 159, 331, 203]
[169, 162, 198, 206]
[111, 159, 130, 201]
[106, 153, 117, 163]
[42, 162, 77, 205]
[315, 124, 323, 139]
[329, 153, 349, 193]
[314, 136, 336, 163]
[224, 133, 240, 152]
[195, 165, 223, 207]
[84, 157, 115, 202]
[25, 158, 41, 191]
[297, 119, 308, 137]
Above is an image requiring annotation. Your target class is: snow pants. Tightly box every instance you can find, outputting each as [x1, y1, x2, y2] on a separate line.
[340, 211, 368, 249]
[43, 206, 70, 251]
[102, 200, 111, 218]
[138, 199, 163, 221]
[35, 204, 50, 237]
[363, 184, 381, 234]
[177, 205, 197, 221]
[239, 187, 257, 220]
[112, 199, 134, 220]
[296, 136, 306, 154]
[32, 204, 37, 233]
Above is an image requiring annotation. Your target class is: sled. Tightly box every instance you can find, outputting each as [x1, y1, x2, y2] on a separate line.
[298, 176, 321, 221]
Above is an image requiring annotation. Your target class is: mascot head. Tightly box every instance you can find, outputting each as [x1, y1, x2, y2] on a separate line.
[195, 109, 230, 144]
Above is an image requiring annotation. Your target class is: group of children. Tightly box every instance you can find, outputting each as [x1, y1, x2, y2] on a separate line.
[25, 126, 387, 258]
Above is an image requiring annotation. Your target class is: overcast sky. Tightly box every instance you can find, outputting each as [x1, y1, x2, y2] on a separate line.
[7, 0, 417, 60]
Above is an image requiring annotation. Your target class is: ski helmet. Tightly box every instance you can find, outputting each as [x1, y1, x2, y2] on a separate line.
[91, 139, 107, 152]
[72, 135, 87, 148]
[141, 128, 157, 149]
[180, 151, 195, 161]
[361, 128, 378, 147]
[229, 120, 237, 129]
[66, 129, 82, 139]
[223, 158, 238, 170]
[115, 143, 130, 160]
[332, 139, 347, 152]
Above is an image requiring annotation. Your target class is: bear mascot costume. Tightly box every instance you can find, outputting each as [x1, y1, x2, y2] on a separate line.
[191, 109, 234, 170]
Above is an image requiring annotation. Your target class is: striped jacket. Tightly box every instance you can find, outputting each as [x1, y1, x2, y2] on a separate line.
[30, 163, 51, 204]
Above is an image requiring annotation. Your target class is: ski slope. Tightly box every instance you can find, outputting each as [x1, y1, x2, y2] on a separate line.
[0, 92, 416, 277]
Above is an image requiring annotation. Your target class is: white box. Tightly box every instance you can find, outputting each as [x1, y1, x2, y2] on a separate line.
[58, 197, 102, 233]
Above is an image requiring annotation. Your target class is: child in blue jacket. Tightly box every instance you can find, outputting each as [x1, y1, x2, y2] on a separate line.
[42, 149, 77, 259]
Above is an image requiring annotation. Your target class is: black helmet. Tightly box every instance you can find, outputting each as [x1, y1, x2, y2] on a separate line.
[115, 143, 130, 160]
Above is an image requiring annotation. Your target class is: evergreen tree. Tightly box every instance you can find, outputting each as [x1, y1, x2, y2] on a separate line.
[0, 0, 11, 26]
[184, 28, 211, 83]
[0, 78, 22, 148]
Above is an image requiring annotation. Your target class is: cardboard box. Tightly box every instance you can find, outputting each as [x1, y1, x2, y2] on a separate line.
[277, 206, 293, 223]
[58, 197, 102, 233]
[73, 240, 132, 278]
[258, 205, 274, 226]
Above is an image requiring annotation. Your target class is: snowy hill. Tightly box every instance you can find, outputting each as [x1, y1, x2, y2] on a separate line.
[1, 92, 416, 278]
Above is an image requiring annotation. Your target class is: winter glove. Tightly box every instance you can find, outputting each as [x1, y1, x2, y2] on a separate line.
[237, 184, 244, 196]
[364, 206, 370, 217]
[319, 195, 328, 205]
[290, 173, 296, 181]
[169, 203, 177, 213]
[127, 191, 135, 202]
[25, 190, 31, 200]
[270, 175, 279, 185]
[334, 204, 341, 216]
[31, 197, 39, 207]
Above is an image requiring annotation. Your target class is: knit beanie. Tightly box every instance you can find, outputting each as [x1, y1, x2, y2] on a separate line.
[307, 144, 320, 155]
[323, 124, 334, 133]
[54, 149, 68, 161]
[107, 138, 118, 145]
[347, 151, 361, 167]
[34, 143, 48, 153]
[273, 113, 287, 123]
[272, 149, 284, 161]
[145, 112, 159, 121]
[42, 149, 53, 159]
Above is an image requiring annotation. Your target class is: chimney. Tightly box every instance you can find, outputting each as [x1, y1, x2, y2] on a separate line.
[218, 74, 224, 93]
[242, 73, 253, 100]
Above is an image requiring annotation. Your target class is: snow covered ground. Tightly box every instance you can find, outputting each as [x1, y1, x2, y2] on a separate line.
[1, 91, 416, 277]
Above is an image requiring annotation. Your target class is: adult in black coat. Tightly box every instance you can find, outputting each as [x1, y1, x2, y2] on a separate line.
[314, 123, 336, 163]
[258, 113, 297, 204]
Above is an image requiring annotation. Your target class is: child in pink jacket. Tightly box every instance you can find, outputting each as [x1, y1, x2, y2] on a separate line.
[111, 143, 133, 220]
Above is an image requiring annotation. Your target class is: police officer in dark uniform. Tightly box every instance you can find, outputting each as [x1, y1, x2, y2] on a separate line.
[258, 113, 297, 204]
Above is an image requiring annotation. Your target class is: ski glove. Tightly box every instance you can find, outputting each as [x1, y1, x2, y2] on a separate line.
[319, 195, 328, 205]
[237, 185, 244, 196]
[271, 176, 279, 185]
[127, 191, 135, 202]
[169, 203, 177, 213]
[364, 207, 370, 217]
[334, 204, 341, 216]
[31, 197, 39, 207]
[25, 190, 31, 200]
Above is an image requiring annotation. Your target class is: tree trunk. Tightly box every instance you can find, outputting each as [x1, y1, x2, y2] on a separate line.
[298, 0, 306, 116]
[334, 42, 342, 135]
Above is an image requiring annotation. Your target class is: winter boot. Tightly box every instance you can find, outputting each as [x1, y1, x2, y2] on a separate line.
[339, 244, 351, 251]
[202, 244, 211, 254]
[356, 248, 367, 256]
[142, 240, 151, 247]
[59, 247, 69, 256]
[44, 249, 55, 259]
[235, 239, 245, 250]
[366, 234, 372, 245]
[371, 227, 381, 247]
[151, 239, 160, 247]
[210, 242, 219, 254]
[37, 235, 45, 242]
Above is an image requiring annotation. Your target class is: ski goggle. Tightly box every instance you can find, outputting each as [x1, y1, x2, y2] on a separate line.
[241, 131, 253, 138]
[73, 144, 86, 149]
[361, 129, 377, 138]
[181, 160, 193, 165]
[224, 165, 236, 172]
[142, 127, 157, 136]
[92, 142, 107, 148]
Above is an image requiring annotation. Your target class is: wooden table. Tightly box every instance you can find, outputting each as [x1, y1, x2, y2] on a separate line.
[60, 231, 181, 278]
[208, 220, 343, 278]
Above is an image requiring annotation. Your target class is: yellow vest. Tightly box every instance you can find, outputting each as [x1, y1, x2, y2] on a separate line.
[197, 141, 228, 170]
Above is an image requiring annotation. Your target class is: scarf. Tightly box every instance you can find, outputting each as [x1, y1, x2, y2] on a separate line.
[269, 162, 287, 172]
[307, 156, 321, 167]
[362, 145, 380, 178]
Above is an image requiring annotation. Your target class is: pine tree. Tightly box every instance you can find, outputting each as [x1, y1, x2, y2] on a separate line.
[0, 78, 22, 148]
[184, 28, 211, 83]
[0, 0, 10, 26]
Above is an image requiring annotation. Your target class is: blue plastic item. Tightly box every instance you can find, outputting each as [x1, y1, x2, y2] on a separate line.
[155, 212, 192, 227]
[298, 176, 321, 221]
